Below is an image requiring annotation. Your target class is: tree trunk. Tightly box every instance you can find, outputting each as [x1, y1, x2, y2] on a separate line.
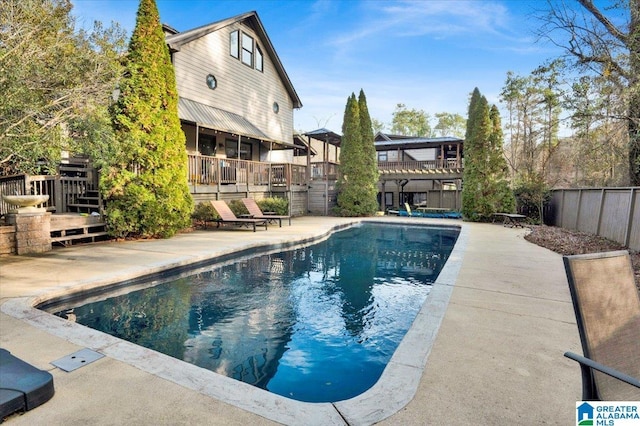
[630, 0, 640, 185]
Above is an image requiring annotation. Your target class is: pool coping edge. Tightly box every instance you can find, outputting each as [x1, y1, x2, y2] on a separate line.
[1, 218, 468, 426]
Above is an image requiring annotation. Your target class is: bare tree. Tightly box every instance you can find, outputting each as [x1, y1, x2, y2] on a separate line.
[500, 66, 562, 182]
[538, 0, 640, 185]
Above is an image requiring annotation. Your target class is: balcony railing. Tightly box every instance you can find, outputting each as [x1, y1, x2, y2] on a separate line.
[310, 162, 339, 181]
[187, 154, 307, 188]
[377, 158, 463, 171]
[0, 174, 92, 215]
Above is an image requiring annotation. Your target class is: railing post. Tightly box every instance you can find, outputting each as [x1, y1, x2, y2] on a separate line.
[624, 188, 636, 248]
[216, 158, 221, 192]
[54, 175, 63, 213]
[595, 188, 605, 236]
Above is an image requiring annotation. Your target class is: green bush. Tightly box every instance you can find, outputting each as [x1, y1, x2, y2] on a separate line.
[227, 199, 249, 216]
[257, 197, 289, 215]
[513, 181, 551, 224]
[191, 202, 219, 223]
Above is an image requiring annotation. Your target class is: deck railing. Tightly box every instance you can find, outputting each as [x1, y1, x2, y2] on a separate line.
[377, 158, 463, 171]
[0, 174, 55, 214]
[3, 155, 467, 216]
[0, 174, 94, 216]
[187, 154, 307, 188]
[310, 162, 339, 181]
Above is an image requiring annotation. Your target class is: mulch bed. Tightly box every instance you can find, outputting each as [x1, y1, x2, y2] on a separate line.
[524, 225, 640, 292]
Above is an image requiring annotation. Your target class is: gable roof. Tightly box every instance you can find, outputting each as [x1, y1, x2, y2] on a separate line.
[165, 11, 302, 109]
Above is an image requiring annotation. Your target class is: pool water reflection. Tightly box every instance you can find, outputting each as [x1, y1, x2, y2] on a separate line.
[52, 223, 459, 402]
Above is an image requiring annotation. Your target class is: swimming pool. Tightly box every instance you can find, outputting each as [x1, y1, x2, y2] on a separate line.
[45, 223, 459, 403]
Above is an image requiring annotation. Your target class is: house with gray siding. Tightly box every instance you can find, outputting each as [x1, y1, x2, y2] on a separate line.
[164, 11, 308, 212]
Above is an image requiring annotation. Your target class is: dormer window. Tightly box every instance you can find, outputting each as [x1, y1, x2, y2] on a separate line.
[229, 30, 239, 59]
[230, 30, 263, 72]
[241, 33, 254, 67]
[256, 46, 263, 72]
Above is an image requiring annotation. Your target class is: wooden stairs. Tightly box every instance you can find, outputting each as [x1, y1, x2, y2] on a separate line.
[50, 214, 109, 247]
[49, 157, 109, 246]
[66, 189, 102, 215]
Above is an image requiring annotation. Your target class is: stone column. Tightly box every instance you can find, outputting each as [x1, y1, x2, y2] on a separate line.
[0, 225, 16, 256]
[6, 212, 51, 255]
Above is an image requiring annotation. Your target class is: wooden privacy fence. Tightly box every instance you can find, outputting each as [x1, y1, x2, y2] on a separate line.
[548, 187, 640, 251]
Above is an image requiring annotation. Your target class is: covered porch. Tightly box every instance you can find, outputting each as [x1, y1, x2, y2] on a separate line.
[179, 97, 310, 212]
[186, 155, 307, 193]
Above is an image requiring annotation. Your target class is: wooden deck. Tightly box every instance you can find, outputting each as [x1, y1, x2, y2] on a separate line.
[50, 214, 109, 246]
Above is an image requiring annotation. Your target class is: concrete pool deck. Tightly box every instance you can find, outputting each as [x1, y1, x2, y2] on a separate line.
[0, 216, 582, 425]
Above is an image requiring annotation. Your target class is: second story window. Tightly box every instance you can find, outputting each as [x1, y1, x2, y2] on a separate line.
[230, 30, 239, 58]
[241, 33, 254, 67]
[256, 46, 263, 72]
[230, 30, 263, 73]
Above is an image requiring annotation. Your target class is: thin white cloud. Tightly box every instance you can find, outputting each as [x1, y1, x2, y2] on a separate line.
[330, 0, 512, 48]
[382, 0, 510, 37]
[310, 0, 336, 17]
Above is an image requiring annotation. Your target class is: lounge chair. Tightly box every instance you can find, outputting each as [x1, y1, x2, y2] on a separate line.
[399, 202, 421, 217]
[563, 250, 640, 400]
[241, 198, 291, 226]
[209, 200, 268, 232]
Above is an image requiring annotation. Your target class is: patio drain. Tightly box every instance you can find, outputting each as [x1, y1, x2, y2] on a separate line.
[51, 348, 104, 372]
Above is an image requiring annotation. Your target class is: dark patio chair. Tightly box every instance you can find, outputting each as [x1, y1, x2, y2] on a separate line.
[563, 250, 640, 400]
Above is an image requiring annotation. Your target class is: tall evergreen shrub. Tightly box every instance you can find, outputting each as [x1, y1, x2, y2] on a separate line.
[462, 88, 514, 220]
[336, 91, 378, 216]
[103, 0, 192, 238]
[358, 89, 380, 208]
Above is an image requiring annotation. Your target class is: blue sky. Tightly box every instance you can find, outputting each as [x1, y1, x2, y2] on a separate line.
[71, 0, 565, 133]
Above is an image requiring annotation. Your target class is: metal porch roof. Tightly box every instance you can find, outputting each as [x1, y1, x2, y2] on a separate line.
[179, 97, 296, 149]
[304, 128, 342, 146]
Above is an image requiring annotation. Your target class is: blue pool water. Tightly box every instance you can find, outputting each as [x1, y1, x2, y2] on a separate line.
[50, 223, 458, 402]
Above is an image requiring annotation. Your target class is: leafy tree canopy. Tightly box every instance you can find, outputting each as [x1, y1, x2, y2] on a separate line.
[385, 104, 465, 138]
[0, 0, 126, 175]
[390, 103, 432, 137]
[434, 112, 466, 138]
